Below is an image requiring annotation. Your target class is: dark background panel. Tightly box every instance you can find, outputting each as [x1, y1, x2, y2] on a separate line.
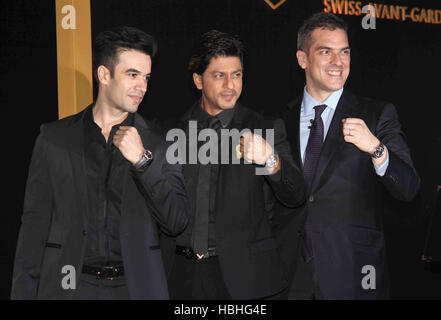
[0, 0, 58, 299]
[1, 0, 440, 299]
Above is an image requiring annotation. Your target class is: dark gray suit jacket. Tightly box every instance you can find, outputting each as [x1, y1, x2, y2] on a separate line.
[161, 103, 307, 299]
[12, 106, 189, 299]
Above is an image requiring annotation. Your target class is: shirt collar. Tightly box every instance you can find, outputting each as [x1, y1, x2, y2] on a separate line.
[84, 105, 135, 128]
[301, 86, 344, 116]
[215, 107, 235, 127]
[194, 100, 236, 128]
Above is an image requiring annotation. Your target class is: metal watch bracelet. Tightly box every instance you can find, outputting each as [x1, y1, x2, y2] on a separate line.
[370, 142, 385, 159]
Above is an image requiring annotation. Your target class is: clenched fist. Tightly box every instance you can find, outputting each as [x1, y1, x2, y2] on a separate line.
[113, 126, 145, 165]
[342, 118, 387, 166]
[240, 132, 280, 174]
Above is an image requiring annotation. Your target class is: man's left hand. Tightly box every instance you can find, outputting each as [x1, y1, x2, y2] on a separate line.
[113, 126, 145, 165]
[342, 118, 379, 153]
[342, 118, 387, 166]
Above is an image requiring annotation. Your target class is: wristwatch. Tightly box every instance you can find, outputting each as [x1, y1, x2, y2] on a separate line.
[134, 149, 153, 169]
[370, 142, 385, 159]
[265, 152, 278, 169]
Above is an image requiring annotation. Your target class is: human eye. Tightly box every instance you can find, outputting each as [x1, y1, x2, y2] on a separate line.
[214, 73, 224, 79]
[320, 49, 329, 55]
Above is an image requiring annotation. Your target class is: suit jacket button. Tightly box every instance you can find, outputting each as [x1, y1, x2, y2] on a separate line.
[309, 195, 314, 202]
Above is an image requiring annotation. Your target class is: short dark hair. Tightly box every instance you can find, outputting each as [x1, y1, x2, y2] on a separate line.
[92, 26, 157, 82]
[297, 12, 348, 53]
[188, 29, 245, 75]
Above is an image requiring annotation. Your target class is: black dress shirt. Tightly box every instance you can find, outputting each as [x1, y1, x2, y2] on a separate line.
[176, 104, 235, 249]
[83, 107, 134, 267]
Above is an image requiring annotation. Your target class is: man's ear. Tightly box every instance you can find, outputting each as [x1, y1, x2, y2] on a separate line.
[193, 73, 203, 90]
[296, 50, 308, 70]
[97, 65, 111, 85]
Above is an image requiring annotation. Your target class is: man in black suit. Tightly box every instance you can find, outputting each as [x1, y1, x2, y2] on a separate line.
[274, 12, 420, 299]
[161, 30, 307, 299]
[11, 26, 189, 299]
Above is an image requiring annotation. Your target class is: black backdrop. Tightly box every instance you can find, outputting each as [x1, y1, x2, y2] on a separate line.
[1, 0, 440, 299]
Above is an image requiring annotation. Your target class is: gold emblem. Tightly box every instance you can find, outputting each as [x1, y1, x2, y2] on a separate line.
[236, 144, 243, 159]
[264, 0, 287, 10]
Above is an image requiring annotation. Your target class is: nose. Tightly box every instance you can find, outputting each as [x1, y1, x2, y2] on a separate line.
[330, 52, 343, 66]
[136, 78, 148, 93]
[223, 75, 234, 90]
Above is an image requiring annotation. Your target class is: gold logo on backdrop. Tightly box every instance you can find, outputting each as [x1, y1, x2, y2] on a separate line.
[323, 0, 441, 25]
[264, 0, 287, 10]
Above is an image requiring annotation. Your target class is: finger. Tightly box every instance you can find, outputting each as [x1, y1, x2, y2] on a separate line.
[343, 118, 365, 125]
[242, 133, 253, 148]
[113, 138, 121, 148]
[113, 135, 122, 144]
[245, 142, 253, 154]
[114, 130, 124, 136]
[242, 132, 253, 139]
[342, 128, 351, 136]
[344, 135, 356, 143]
[244, 152, 254, 162]
[342, 123, 361, 130]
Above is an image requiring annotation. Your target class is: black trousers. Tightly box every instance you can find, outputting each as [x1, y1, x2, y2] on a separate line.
[73, 273, 130, 300]
[287, 253, 323, 300]
[168, 254, 232, 300]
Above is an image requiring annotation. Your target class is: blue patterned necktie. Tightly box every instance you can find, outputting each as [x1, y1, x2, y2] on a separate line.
[301, 104, 327, 262]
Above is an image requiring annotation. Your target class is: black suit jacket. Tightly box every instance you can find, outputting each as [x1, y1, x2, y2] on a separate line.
[274, 90, 420, 299]
[12, 106, 189, 299]
[161, 102, 307, 299]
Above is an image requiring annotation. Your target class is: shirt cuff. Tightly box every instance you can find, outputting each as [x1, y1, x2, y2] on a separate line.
[373, 147, 389, 176]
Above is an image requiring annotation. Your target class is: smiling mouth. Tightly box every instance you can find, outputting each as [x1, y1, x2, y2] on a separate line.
[327, 70, 343, 77]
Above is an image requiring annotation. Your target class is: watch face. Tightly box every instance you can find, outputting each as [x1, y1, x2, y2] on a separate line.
[145, 149, 153, 161]
[266, 154, 277, 168]
[372, 144, 384, 158]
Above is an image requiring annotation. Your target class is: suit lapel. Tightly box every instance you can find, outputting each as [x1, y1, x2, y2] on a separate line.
[285, 97, 302, 170]
[120, 113, 151, 216]
[65, 108, 90, 229]
[228, 103, 244, 130]
[311, 90, 361, 191]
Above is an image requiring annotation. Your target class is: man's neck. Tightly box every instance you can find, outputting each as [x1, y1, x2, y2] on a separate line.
[305, 85, 333, 103]
[201, 103, 222, 117]
[93, 100, 128, 141]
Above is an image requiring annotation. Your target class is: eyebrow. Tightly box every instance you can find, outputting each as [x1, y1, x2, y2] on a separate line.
[124, 68, 151, 76]
[316, 46, 351, 51]
[211, 69, 243, 74]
